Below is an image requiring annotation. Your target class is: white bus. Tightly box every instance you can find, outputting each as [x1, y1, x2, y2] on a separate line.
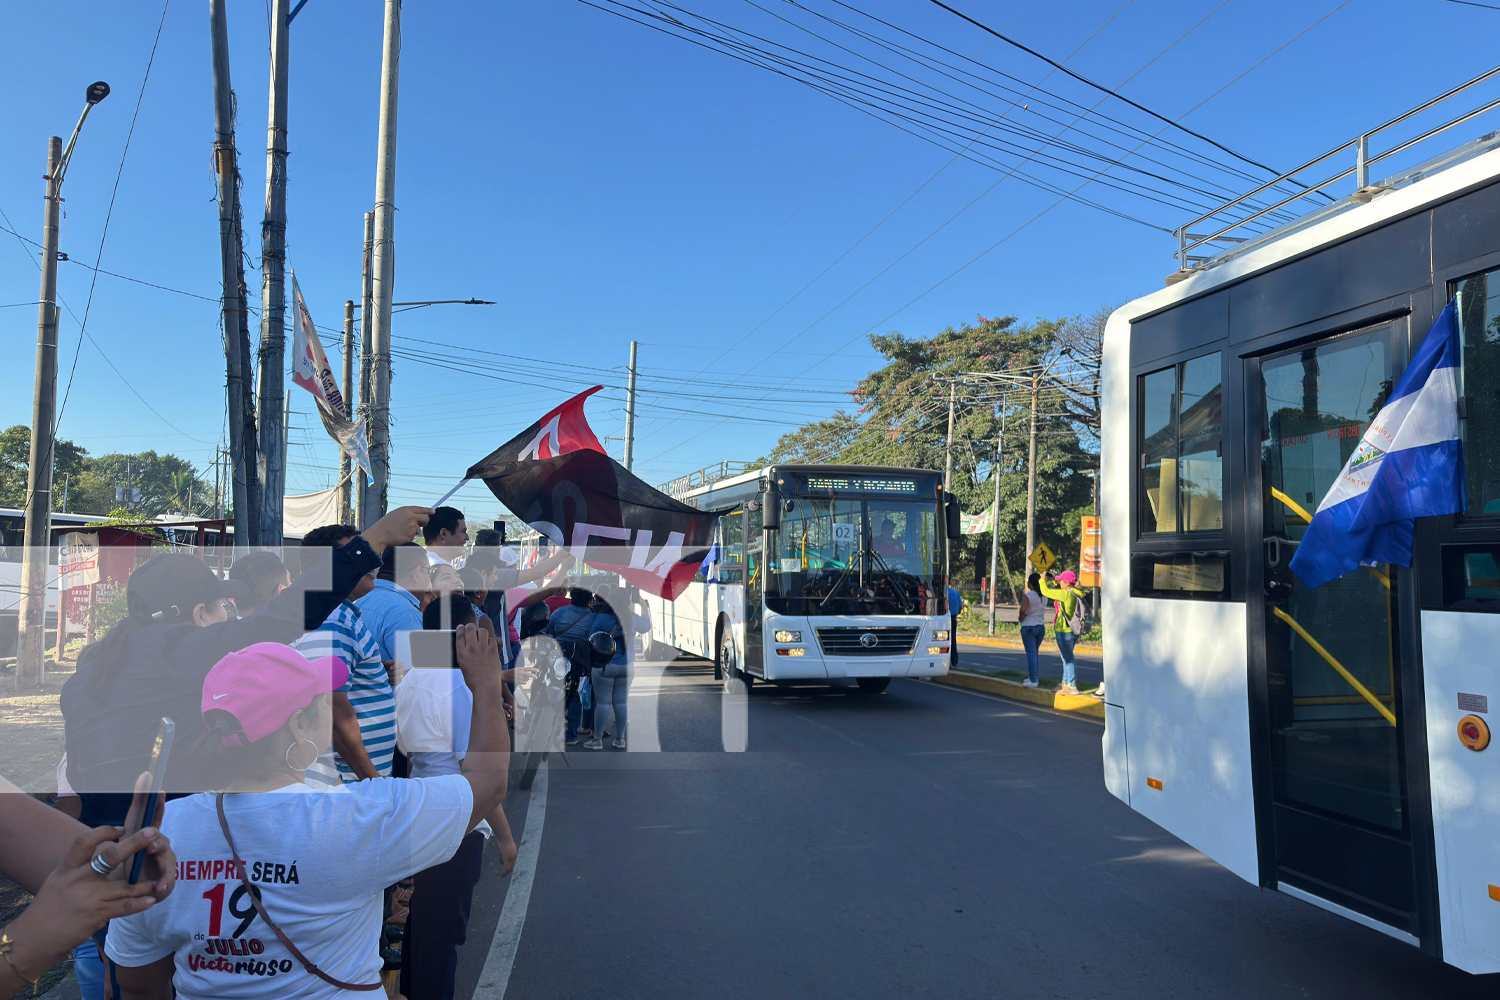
[1100, 76, 1500, 973]
[642, 464, 960, 693]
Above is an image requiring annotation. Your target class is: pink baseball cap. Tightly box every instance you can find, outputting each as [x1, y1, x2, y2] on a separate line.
[201, 643, 348, 746]
[1056, 570, 1078, 584]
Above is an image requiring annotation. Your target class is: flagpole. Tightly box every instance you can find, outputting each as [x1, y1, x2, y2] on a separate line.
[432, 478, 468, 508]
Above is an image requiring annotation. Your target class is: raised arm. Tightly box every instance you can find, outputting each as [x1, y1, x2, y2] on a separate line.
[454, 625, 510, 832]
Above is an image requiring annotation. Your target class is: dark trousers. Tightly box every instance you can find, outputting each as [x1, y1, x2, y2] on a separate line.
[950, 615, 960, 666]
[400, 830, 485, 1000]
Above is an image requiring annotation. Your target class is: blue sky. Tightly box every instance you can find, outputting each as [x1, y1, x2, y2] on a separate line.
[2, 0, 1496, 527]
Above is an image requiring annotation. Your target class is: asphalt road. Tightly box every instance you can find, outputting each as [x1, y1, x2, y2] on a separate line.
[954, 640, 1103, 687]
[453, 657, 1492, 1000]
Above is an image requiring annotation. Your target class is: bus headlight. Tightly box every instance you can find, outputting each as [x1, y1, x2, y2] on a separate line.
[932, 629, 949, 641]
[928, 645, 948, 655]
[774, 630, 802, 643]
[776, 647, 806, 656]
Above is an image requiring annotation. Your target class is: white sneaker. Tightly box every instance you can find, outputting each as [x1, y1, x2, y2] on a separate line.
[583, 738, 604, 750]
[612, 738, 626, 749]
[1020, 679, 1038, 688]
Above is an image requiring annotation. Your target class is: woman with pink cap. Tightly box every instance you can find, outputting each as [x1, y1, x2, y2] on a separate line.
[104, 624, 510, 998]
[1039, 569, 1088, 695]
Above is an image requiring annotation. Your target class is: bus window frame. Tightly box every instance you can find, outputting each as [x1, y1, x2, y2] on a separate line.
[1129, 344, 1232, 600]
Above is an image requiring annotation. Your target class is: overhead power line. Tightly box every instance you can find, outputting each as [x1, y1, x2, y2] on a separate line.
[921, 0, 1298, 185]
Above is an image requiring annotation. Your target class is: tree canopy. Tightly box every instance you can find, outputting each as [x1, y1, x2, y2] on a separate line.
[759, 311, 1105, 593]
[0, 425, 215, 518]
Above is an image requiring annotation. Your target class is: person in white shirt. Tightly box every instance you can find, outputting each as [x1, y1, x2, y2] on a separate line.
[106, 624, 509, 1000]
[423, 507, 469, 566]
[1019, 573, 1047, 689]
[395, 595, 518, 1000]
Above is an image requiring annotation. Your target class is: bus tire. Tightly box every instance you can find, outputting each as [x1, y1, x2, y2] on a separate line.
[719, 629, 748, 694]
[713, 619, 729, 680]
[518, 751, 545, 790]
[855, 677, 890, 694]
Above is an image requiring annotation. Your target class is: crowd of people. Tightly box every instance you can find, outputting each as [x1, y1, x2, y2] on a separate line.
[0, 503, 650, 1000]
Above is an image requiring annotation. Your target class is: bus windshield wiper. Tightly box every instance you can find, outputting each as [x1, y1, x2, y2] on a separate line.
[818, 549, 860, 610]
[868, 548, 916, 613]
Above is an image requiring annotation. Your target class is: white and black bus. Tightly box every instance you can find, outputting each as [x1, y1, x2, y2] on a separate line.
[642, 464, 961, 693]
[1100, 78, 1500, 972]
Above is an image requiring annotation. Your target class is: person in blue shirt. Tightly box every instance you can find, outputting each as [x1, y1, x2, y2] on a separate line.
[358, 541, 431, 665]
[546, 587, 615, 745]
[946, 584, 965, 667]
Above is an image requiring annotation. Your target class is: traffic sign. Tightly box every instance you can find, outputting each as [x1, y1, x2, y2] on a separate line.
[1028, 542, 1056, 573]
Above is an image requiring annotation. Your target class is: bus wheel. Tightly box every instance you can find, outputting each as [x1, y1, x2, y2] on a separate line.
[855, 677, 890, 694]
[714, 625, 731, 681]
[719, 632, 747, 694]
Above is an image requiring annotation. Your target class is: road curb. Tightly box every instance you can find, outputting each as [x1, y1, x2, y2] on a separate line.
[957, 635, 1104, 656]
[934, 669, 1106, 720]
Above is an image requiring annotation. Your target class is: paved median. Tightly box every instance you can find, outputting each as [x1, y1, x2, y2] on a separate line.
[934, 668, 1106, 720]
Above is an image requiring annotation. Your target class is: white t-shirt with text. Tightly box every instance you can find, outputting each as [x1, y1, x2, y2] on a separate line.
[105, 775, 472, 999]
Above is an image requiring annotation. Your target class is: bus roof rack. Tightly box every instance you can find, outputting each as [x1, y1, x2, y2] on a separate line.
[1172, 65, 1500, 278]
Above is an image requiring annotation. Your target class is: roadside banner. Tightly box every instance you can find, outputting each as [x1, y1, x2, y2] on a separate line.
[290, 271, 374, 484]
[1079, 515, 1101, 588]
[465, 387, 717, 600]
[960, 504, 994, 535]
[59, 531, 101, 589]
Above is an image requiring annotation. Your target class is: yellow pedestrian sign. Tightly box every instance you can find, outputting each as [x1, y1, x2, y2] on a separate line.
[1028, 542, 1056, 573]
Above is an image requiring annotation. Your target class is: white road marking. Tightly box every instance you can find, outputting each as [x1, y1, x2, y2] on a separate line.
[473, 761, 549, 999]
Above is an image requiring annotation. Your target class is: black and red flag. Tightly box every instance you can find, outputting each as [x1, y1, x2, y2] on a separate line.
[464, 387, 718, 600]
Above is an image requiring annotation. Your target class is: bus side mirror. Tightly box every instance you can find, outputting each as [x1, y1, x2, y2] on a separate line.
[944, 492, 962, 540]
[764, 491, 781, 531]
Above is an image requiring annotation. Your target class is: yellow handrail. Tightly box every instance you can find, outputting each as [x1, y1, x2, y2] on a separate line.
[1271, 487, 1314, 524]
[1271, 487, 1390, 590]
[1272, 606, 1396, 727]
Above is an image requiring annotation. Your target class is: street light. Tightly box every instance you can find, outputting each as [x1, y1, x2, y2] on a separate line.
[15, 81, 109, 689]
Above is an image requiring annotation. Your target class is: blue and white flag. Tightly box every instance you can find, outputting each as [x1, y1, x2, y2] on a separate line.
[1289, 302, 1466, 589]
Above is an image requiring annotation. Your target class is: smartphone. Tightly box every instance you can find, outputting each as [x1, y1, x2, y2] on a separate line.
[406, 629, 458, 669]
[127, 717, 175, 885]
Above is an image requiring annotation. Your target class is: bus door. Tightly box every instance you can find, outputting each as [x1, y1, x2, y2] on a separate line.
[745, 506, 764, 675]
[1251, 320, 1416, 933]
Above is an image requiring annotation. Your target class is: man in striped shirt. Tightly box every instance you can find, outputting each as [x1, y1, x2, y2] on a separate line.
[295, 523, 396, 785]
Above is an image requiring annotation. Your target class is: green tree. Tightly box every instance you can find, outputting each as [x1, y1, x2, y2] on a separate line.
[70, 451, 211, 518]
[754, 313, 1100, 593]
[0, 425, 89, 509]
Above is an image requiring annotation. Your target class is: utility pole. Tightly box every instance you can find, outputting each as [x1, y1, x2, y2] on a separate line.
[210, 0, 259, 548]
[988, 406, 1004, 635]
[256, 0, 291, 546]
[340, 300, 354, 522]
[356, 210, 373, 526]
[365, 0, 401, 526]
[1024, 372, 1040, 561]
[17, 138, 64, 688]
[283, 389, 292, 500]
[943, 380, 956, 493]
[623, 340, 639, 471]
[18, 83, 110, 688]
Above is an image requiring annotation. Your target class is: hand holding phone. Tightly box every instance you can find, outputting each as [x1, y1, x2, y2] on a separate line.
[125, 718, 174, 885]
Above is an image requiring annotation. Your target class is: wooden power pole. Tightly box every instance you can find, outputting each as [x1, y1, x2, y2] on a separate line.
[365, 0, 402, 525]
[256, 0, 291, 545]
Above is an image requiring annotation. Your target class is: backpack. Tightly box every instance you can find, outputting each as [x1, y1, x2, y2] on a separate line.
[1065, 591, 1092, 634]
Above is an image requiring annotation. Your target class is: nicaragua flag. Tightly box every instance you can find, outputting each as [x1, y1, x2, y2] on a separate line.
[1289, 301, 1466, 589]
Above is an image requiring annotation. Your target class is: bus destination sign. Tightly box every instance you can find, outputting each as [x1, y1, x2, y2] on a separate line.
[801, 476, 921, 494]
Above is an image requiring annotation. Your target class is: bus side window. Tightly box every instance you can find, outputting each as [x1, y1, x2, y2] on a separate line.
[746, 507, 762, 590]
[1454, 272, 1500, 517]
[720, 511, 744, 583]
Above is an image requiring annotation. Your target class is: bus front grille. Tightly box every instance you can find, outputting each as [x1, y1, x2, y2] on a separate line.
[814, 626, 920, 657]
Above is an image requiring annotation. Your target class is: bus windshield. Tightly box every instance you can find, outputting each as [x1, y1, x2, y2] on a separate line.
[765, 497, 943, 616]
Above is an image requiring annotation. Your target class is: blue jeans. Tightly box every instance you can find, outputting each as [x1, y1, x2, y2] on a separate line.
[565, 694, 582, 741]
[592, 666, 633, 740]
[1019, 624, 1044, 684]
[75, 934, 110, 999]
[1055, 630, 1077, 688]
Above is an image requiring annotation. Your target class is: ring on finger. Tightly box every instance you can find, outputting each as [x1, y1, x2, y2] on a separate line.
[89, 853, 118, 877]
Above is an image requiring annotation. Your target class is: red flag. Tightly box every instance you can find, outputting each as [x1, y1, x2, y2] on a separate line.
[464, 386, 605, 468]
[464, 387, 717, 600]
